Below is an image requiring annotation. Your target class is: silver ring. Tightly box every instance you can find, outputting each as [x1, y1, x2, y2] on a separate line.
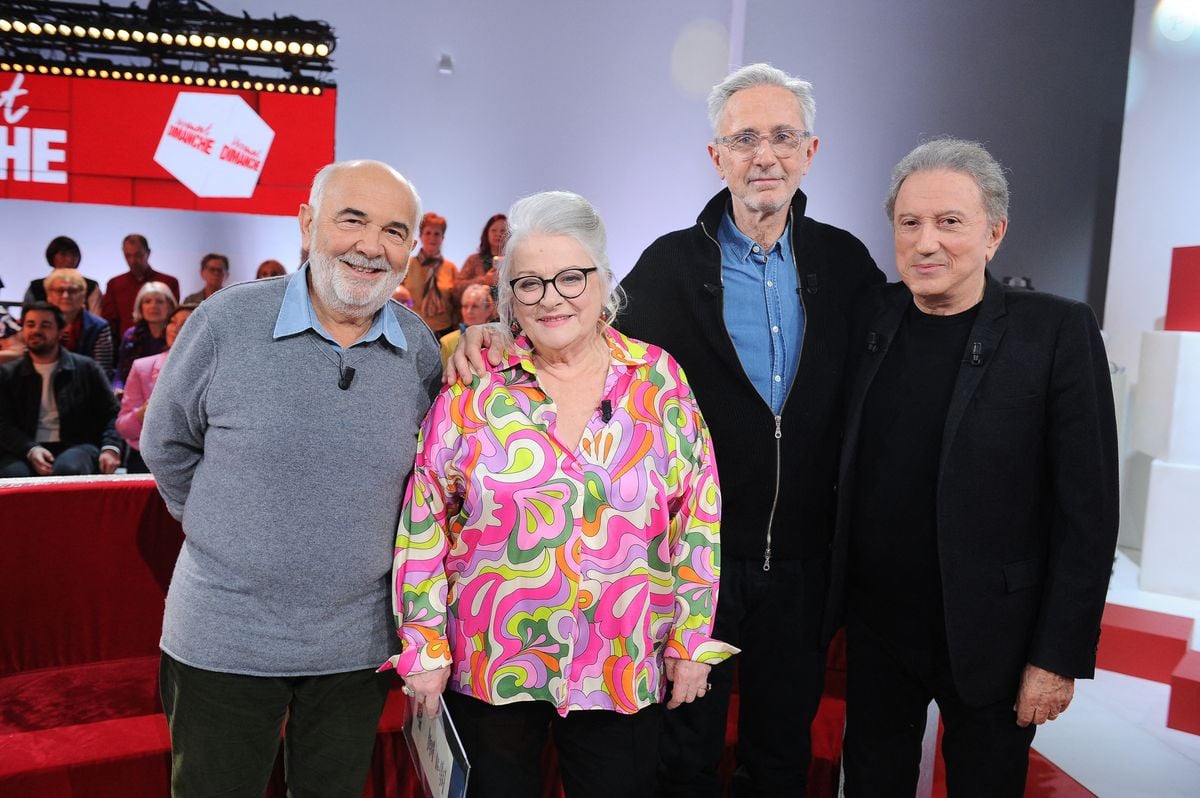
[401, 685, 415, 696]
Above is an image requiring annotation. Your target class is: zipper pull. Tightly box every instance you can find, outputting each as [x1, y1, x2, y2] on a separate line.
[774, 416, 782, 440]
[763, 546, 772, 572]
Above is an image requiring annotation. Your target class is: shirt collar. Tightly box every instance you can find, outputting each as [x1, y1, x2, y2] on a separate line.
[272, 263, 409, 350]
[717, 208, 793, 264]
[499, 327, 651, 376]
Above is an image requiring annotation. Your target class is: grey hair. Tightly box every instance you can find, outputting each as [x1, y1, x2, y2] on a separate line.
[885, 138, 1009, 225]
[131, 281, 178, 324]
[707, 62, 816, 134]
[44, 268, 86, 291]
[308, 160, 423, 230]
[496, 191, 626, 349]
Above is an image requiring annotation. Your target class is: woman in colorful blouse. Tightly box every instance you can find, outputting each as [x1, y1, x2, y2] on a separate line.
[112, 281, 176, 390]
[384, 191, 735, 797]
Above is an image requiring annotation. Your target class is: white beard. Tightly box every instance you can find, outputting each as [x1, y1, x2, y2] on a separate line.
[308, 246, 404, 320]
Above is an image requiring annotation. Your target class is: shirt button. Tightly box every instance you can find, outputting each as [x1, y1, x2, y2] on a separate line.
[774, 375, 782, 382]
[752, 245, 761, 253]
[771, 325, 779, 333]
[766, 280, 774, 287]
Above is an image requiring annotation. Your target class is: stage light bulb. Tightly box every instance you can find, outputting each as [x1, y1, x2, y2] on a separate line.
[50, 66, 60, 74]
[287, 41, 300, 54]
[231, 37, 244, 50]
[170, 75, 180, 83]
[73, 25, 85, 37]
[103, 28, 115, 40]
[217, 35, 229, 48]
[159, 33, 171, 44]
[230, 79, 240, 88]
[189, 34, 201, 47]
[253, 81, 263, 90]
[87, 68, 96, 77]
[274, 40, 286, 53]
[29, 22, 43, 35]
[246, 38, 258, 51]
[37, 65, 48, 74]
[98, 69, 108, 77]
[135, 72, 145, 81]
[132, 30, 144, 42]
[149, 73, 158, 82]
[203, 35, 216, 47]
[183, 75, 193, 84]
[0, 21, 11, 33]
[313, 86, 322, 96]
[47, 22, 61, 35]
[87, 27, 100, 38]
[300, 85, 310, 94]
[315, 43, 329, 57]
[122, 71, 132, 79]
[218, 78, 228, 87]
[117, 29, 129, 41]
[289, 84, 299, 93]
[258, 39, 272, 52]
[13, 20, 27, 34]
[300, 42, 314, 56]
[13, 64, 25, 72]
[207, 78, 216, 86]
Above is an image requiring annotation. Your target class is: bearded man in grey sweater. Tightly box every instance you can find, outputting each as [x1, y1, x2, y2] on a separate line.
[142, 160, 443, 797]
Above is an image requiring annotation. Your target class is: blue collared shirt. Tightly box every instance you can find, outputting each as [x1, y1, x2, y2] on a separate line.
[272, 263, 409, 351]
[718, 210, 804, 414]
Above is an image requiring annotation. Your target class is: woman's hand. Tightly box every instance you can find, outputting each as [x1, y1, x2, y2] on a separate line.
[665, 658, 712, 709]
[403, 666, 451, 717]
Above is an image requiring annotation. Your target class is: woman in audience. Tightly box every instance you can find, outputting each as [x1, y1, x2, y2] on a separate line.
[24, 236, 104, 315]
[113, 282, 176, 390]
[44, 268, 114, 378]
[454, 213, 507, 300]
[385, 191, 735, 798]
[255, 259, 287, 279]
[438, 283, 497, 368]
[116, 304, 195, 473]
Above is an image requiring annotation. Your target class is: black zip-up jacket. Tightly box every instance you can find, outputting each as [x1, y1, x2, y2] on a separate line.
[619, 188, 884, 564]
[0, 349, 121, 458]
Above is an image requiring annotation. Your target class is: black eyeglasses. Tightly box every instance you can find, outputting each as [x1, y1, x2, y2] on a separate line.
[509, 267, 598, 305]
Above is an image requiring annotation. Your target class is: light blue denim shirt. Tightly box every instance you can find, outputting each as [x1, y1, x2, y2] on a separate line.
[718, 210, 804, 414]
[272, 263, 409, 351]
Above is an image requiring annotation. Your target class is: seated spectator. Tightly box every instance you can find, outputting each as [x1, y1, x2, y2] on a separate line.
[0, 302, 121, 477]
[391, 283, 415, 309]
[0, 306, 23, 365]
[113, 282, 177, 390]
[24, 236, 104, 316]
[439, 283, 496, 367]
[403, 212, 460, 336]
[44, 269, 114, 378]
[183, 253, 230, 304]
[116, 304, 195, 473]
[256, 259, 287, 279]
[454, 213, 507, 300]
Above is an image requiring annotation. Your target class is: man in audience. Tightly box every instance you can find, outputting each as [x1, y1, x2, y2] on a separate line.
[439, 282, 496, 366]
[827, 138, 1119, 796]
[182, 253, 230, 304]
[102, 234, 181, 338]
[403, 212, 459, 336]
[44, 269, 114, 378]
[0, 301, 121, 477]
[24, 236, 104, 315]
[142, 159, 443, 797]
[255, 259, 287, 279]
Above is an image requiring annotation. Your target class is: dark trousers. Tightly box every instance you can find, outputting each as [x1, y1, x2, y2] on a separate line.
[159, 653, 392, 798]
[657, 557, 828, 798]
[0, 442, 100, 477]
[843, 622, 1036, 797]
[444, 691, 662, 798]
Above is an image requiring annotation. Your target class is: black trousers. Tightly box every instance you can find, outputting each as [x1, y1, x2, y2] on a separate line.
[159, 653, 392, 798]
[443, 690, 662, 798]
[843, 621, 1036, 797]
[657, 557, 828, 798]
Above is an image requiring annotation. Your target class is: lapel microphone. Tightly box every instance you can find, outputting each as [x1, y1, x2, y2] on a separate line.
[702, 283, 723, 297]
[867, 332, 880, 353]
[338, 365, 356, 390]
[804, 273, 820, 294]
[969, 342, 983, 366]
[601, 400, 613, 423]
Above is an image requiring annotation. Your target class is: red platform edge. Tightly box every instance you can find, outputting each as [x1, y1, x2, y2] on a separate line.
[1168, 650, 1200, 735]
[1097, 603, 1193, 684]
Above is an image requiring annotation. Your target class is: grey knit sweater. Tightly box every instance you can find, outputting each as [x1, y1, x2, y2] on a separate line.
[142, 275, 442, 676]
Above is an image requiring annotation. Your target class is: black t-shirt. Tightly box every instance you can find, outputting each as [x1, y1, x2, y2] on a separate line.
[848, 300, 979, 667]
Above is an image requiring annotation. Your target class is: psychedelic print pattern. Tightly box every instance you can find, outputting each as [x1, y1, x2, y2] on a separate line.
[383, 328, 736, 716]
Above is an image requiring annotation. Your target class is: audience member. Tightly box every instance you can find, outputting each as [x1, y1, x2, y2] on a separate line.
[403, 212, 459, 335]
[391, 284, 415, 308]
[24, 236, 104, 315]
[255, 259, 287, 279]
[453, 213, 507, 299]
[101, 234, 181, 338]
[44, 269, 114, 378]
[439, 283, 496, 367]
[116, 304, 195, 474]
[113, 282, 177, 390]
[182, 254, 230, 304]
[0, 306, 23, 365]
[0, 301, 121, 478]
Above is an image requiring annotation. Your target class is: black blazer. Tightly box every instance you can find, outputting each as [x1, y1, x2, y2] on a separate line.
[826, 275, 1119, 707]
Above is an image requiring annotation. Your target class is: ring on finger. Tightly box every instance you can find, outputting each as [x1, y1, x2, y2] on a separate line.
[401, 685, 415, 696]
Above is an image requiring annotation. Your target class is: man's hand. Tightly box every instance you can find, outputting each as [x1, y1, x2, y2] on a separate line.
[403, 666, 451, 718]
[1015, 663, 1074, 727]
[665, 657, 713, 709]
[27, 446, 54, 476]
[444, 322, 505, 384]
[98, 449, 121, 474]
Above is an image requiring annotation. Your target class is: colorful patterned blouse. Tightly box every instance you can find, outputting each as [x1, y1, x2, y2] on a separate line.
[383, 328, 737, 716]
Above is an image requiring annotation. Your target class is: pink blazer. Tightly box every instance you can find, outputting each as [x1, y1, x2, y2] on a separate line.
[116, 352, 168, 450]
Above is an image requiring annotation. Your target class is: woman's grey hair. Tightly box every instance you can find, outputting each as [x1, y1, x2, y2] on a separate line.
[707, 63, 816, 134]
[496, 191, 626, 349]
[885, 138, 1009, 225]
[131, 281, 178, 324]
[308, 160, 423, 231]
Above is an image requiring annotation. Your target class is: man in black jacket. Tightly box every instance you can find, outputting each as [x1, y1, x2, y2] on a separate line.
[620, 64, 885, 797]
[0, 301, 121, 477]
[826, 139, 1119, 795]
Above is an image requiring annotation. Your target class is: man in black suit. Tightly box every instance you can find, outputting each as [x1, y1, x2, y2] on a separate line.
[827, 138, 1119, 796]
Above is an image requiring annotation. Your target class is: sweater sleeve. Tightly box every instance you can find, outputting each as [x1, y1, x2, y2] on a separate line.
[141, 309, 217, 520]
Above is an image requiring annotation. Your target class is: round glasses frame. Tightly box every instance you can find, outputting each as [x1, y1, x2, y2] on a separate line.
[509, 267, 598, 306]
